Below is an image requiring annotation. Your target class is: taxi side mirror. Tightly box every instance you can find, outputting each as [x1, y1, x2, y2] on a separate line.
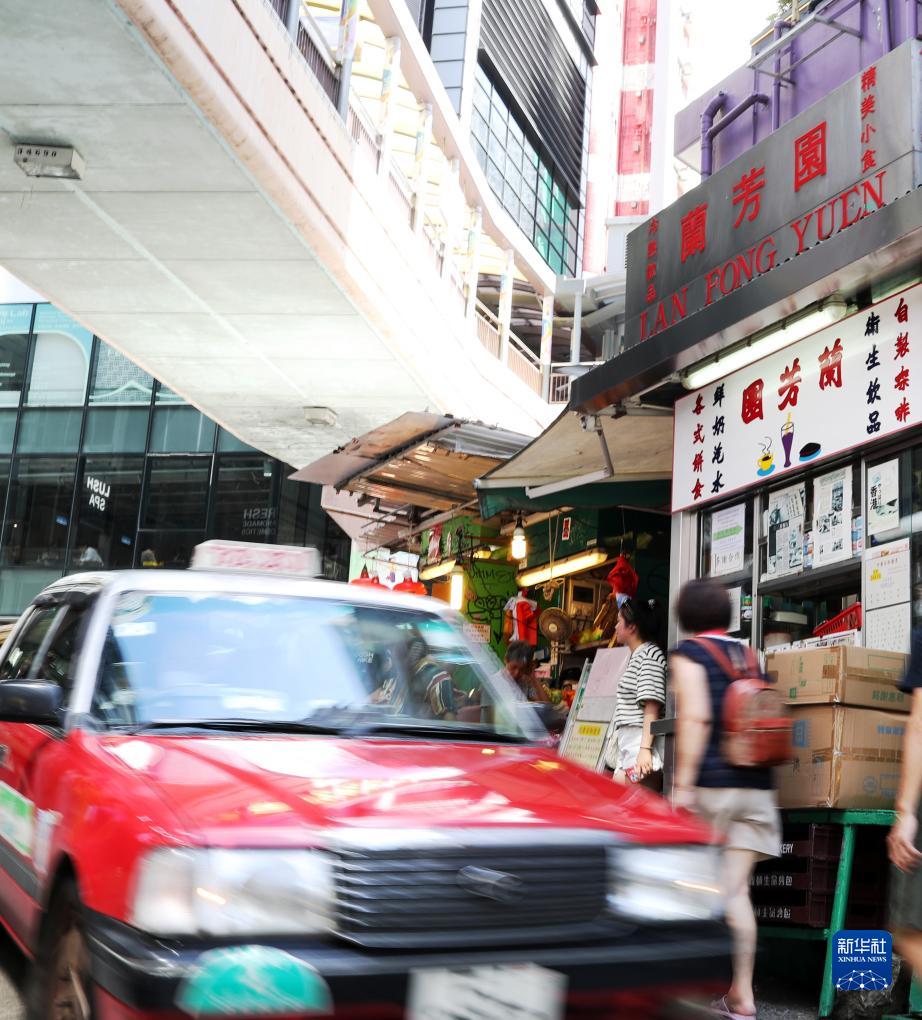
[0, 682, 64, 726]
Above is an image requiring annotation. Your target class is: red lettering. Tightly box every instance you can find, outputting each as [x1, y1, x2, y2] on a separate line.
[705, 268, 722, 306]
[671, 287, 688, 322]
[640, 310, 649, 341]
[735, 249, 755, 286]
[755, 237, 777, 273]
[654, 302, 669, 333]
[720, 259, 739, 295]
[816, 200, 836, 241]
[862, 170, 886, 212]
[791, 212, 813, 255]
[839, 186, 863, 229]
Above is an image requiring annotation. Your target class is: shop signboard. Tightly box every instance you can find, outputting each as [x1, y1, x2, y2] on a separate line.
[625, 41, 921, 349]
[673, 284, 922, 512]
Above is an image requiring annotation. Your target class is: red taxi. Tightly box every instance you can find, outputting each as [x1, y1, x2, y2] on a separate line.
[0, 559, 730, 1020]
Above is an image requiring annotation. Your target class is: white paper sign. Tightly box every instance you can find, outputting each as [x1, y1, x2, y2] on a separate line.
[765, 483, 805, 578]
[864, 538, 911, 610]
[728, 586, 742, 633]
[867, 458, 900, 536]
[814, 467, 852, 568]
[865, 602, 912, 653]
[710, 504, 746, 577]
[673, 285, 922, 512]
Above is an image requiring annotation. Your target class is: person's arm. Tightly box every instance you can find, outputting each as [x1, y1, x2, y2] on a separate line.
[889, 688, 922, 871]
[671, 652, 712, 808]
[634, 699, 661, 778]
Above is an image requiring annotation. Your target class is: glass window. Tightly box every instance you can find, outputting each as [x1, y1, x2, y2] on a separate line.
[0, 606, 59, 682]
[71, 456, 144, 571]
[0, 411, 16, 454]
[92, 592, 534, 741]
[91, 344, 154, 404]
[472, 110, 488, 145]
[0, 305, 32, 408]
[3, 457, 77, 568]
[27, 307, 93, 406]
[216, 428, 259, 454]
[149, 407, 216, 454]
[135, 530, 203, 570]
[211, 456, 278, 543]
[155, 384, 185, 404]
[17, 408, 83, 454]
[142, 456, 210, 531]
[34, 605, 87, 701]
[83, 408, 148, 454]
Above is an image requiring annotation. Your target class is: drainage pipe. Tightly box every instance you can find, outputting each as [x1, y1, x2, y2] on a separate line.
[911, 0, 919, 40]
[772, 19, 790, 131]
[699, 92, 727, 179]
[702, 93, 770, 178]
[883, 0, 892, 52]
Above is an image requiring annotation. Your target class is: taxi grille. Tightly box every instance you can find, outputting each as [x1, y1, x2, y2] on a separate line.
[331, 844, 610, 948]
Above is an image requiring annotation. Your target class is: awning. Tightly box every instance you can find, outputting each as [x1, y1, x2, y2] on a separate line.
[292, 412, 532, 549]
[475, 408, 673, 517]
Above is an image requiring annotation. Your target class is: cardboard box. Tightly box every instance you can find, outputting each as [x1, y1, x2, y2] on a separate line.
[765, 646, 909, 713]
[777, 705, 905, 809]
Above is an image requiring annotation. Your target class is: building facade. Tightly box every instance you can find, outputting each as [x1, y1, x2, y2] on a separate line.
[0, 300, 349, 617]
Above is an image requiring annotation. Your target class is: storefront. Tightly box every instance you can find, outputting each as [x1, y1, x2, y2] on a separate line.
[569, 38, 922, 660]
[0, 300, 350, 614]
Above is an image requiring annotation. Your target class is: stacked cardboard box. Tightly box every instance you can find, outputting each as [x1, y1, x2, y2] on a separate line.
[765, 647, 909, 809]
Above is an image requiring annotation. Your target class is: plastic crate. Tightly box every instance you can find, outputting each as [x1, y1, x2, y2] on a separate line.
[813, 602, 862, 637]
[778, 823, 842, 860]
[755, 890, 886, 928]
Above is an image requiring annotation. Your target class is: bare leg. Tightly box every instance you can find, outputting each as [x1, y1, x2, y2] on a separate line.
[721, 848, 759, 1017]
[895, 928, 922, 978]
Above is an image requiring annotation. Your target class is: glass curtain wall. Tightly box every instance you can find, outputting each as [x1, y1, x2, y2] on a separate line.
[0, 304, 349, 614]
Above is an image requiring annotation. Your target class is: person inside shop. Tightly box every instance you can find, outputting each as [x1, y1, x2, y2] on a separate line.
[601, 598, 666, 788]
[887, 625, 922, 976]
[670, 579, 781, 1020]
[504, 640, 550, 703]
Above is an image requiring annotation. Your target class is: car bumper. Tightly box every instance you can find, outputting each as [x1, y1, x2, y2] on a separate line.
[87, 914, 732, 1019]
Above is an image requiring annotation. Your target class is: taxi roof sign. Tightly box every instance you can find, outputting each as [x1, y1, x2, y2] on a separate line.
[191, 540, 321, 577]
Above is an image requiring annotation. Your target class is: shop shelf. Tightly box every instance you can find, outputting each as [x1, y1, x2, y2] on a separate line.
[758, 559, 860, 598]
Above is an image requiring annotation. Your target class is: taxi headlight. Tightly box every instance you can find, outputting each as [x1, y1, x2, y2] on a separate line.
[130, 848, 336, 936]
[608, 845, 723, 923]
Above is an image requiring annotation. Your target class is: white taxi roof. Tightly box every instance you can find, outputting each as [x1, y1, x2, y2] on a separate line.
[37, 569, 457, 620]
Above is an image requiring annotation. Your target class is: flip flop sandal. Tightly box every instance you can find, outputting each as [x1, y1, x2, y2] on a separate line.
[710, 996, 756, 1020]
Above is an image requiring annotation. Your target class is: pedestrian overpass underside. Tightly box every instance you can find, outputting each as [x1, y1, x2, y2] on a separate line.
[0, 0, 552, 468]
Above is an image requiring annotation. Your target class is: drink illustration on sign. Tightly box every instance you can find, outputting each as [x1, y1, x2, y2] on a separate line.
[781, 413, 795, 467]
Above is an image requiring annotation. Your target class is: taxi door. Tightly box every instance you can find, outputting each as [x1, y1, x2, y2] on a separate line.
[0, 599, 89, 950]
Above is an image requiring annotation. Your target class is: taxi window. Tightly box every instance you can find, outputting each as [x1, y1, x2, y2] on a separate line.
[91, 592, 532, 740]
[0, 607, 60, 682]
[33, 606, 87, 699]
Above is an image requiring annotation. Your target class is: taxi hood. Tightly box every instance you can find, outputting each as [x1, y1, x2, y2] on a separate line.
[96, 734, 710, 846]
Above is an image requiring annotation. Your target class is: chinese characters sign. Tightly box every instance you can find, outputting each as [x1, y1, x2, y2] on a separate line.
[673, 285, 922, 512]
[624, 41, 921, 348]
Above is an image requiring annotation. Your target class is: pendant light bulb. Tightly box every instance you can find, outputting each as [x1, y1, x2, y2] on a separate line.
[449, 563, 465, 611]
[511, 514, 527, 562]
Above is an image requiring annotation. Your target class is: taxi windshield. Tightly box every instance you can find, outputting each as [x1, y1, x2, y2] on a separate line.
[92, 591, 537, 742]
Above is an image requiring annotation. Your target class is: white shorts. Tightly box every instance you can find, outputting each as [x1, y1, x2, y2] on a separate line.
[605, 724, 664, 774]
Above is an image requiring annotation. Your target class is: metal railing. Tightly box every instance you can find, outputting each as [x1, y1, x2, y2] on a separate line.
[296, 21, 339, 106]
[548, 372, 572, 404]
[264, 0, 555, 404]
[348, 103, 380, 168]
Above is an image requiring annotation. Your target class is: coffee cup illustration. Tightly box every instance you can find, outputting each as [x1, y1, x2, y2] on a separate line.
[757, 438, 775, 476]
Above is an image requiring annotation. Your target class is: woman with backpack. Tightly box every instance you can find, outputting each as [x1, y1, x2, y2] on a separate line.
[601, 597, 667, 786]
[671, 579, 783, 1020]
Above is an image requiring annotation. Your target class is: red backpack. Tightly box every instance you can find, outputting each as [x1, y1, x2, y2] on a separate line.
[693, 638, 793, 769]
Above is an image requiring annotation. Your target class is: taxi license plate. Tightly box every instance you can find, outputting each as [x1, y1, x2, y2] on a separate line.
[407, 964, 566, 1020]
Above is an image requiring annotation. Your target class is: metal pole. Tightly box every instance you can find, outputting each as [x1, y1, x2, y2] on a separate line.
[377, 35, 401, 176]
[441, 159, 461, 280]
[335, 0, 359, 121]
[411, 103, 433, 234]
[285, 0, 300, 40]
[464, 207, 482, 318]
[540, 292, 554, 401]
[498, 249, 514, 366]
[569, 288, 583, 364]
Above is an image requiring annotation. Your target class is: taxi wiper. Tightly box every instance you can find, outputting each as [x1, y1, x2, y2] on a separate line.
[339, 719, 530, 744]
[119, 718, 348, 735]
